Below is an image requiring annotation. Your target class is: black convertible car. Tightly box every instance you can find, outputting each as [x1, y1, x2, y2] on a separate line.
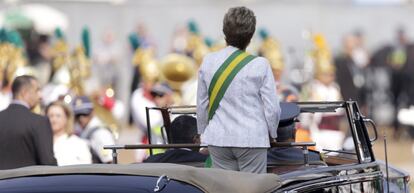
[0, 101, 410, 193]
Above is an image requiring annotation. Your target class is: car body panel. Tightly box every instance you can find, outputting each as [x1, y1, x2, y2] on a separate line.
[0, 163, 282, 193]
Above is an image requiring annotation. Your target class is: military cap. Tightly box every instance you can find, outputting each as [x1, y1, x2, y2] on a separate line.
[279, 102, 300, 127]
[150, 82, 173, 97]
[71, 96, 94, 116]
[277, 102, 300, 141]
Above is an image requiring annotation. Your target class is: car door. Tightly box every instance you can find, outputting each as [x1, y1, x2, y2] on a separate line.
[277, 170, 383, 193]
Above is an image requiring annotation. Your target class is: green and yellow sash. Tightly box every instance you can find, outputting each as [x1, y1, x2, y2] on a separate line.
[208, 50, 256, 121]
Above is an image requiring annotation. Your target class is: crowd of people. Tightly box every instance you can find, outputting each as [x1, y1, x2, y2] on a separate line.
[0, 5, 413, 172]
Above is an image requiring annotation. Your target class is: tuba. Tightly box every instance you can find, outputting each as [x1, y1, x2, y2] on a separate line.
[160, 53, 195, 89]
[159, 53, 196, 105]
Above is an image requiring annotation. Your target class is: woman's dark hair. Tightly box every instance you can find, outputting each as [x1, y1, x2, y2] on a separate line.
[223, 6, 256, 50]
[276, 124, 296, 142]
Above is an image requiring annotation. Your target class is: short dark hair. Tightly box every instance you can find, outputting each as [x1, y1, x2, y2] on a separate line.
[223, 6, 256, 50]
[276, 124, 296, 142]
[11, 75, 37, 98]
[169, 115, 197, 144]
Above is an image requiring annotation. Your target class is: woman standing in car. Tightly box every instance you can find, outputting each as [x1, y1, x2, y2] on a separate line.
[197, 6, 280, 173]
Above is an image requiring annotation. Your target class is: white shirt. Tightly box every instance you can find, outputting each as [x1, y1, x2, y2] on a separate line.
[54, 134, 92, 166]
[197, 46, 281, 148]
[0, 92, 12, 111]
[181, 77, 198, 105]
[131, 87, 163, 131]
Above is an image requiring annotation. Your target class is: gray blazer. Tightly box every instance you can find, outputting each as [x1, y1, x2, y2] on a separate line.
[197, 46, 281, 148]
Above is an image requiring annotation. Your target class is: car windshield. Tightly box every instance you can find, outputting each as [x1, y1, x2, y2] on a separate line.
[295, 102, 374, 166]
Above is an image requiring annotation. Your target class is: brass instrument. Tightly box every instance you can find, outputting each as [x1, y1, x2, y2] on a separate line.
[192, 42, 210, 68]
[50, 28, 71, 86]
[159, 53, 196, 105]
[299, 33, 336, 101]
[258, 29, 285, 81]
[0, 29, 41, 113]
[312, 33, 335, 84]
[66, 27, 119, 138]
[311, 33, 335, 79]
[67, 46, 87, 95]
[51, 29, 70, 74]
[160, 53, 195, 90]
[134, 48, 161, 84]
[185, 20, 210, 67]
[0, 29, 28, 87]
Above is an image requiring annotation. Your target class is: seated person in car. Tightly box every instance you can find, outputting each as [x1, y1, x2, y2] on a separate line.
[268, 103, 323, 165]
[144, 115, 208, 163]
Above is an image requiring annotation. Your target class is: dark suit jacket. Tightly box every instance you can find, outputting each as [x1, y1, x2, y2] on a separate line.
[334, 54, 361, 103]
[0, 104, 57, 169]
[267, 147, 322, 165]
[143, 149, 208, 163]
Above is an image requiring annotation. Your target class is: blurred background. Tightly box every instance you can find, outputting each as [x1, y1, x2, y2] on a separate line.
[0, 0, 412, 188]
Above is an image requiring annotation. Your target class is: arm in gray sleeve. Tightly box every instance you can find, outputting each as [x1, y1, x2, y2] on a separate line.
[196, 68, 209, 135]
[259, 61, 281, 138]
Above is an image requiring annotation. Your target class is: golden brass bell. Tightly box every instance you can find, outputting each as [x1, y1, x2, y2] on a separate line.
[160, 54, 195, 90]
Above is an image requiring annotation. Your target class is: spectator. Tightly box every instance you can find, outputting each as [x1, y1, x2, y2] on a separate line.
[144, 115, 207, 163]
[72, 96, 115, 163]
[46, 101, 92, 166]
[0, 75, 57, 169]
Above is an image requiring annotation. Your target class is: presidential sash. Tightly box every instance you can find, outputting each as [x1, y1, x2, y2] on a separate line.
[207, 50, 256, 121]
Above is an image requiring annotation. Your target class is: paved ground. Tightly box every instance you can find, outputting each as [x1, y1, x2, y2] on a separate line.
[371, 128, 414, 191]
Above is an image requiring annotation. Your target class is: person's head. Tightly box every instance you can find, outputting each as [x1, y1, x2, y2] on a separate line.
[276, 124, 296, 143]
[169, 115, 198, 144]
[11, 75, 41, 109]
[46, 101, 74, 136]
[71, 96, 94, 129]
[151, 82, 174, 107]
[343, 34, 357, 54]
[353, 29, 365, 47]
[102, 30, 115, 45]
[317, 68, 335, 86]
[223, 6, 256, 50]
[396, 27, 408, 45]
